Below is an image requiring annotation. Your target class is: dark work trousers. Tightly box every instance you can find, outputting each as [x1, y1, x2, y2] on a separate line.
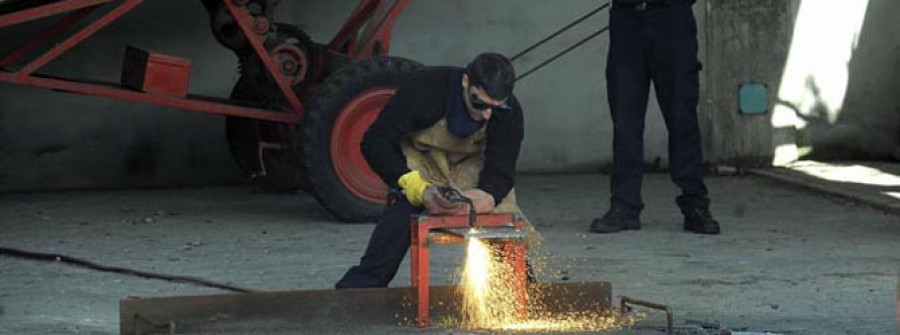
[606, 1, 709, 216]
[336, 197, 420, 288]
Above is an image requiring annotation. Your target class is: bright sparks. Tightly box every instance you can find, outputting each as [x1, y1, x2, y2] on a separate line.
[454, 236, 628, 331]
[459, 237, 519, 327]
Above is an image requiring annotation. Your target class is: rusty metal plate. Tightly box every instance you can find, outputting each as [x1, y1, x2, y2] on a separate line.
[120, 282, 612, 335]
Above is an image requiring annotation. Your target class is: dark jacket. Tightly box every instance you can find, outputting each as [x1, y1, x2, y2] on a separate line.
[361, 66, 524, 205]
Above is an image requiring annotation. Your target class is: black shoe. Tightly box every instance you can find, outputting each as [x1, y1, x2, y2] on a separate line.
[590, 206, 641, 234]
[683, 208, 721, 234]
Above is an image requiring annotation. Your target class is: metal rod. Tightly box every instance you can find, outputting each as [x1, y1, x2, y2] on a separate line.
[620, 295, 673, 334]
[0, 6, 97, 67]
[0, 246, 255, 293]
[516, 26, 609, 82]
[0, 0, 113, 29]
[352, 0, 410, 59]
[327, 0, 379, 53]
[510, 2, 610, 62]
[16, 0, 144, 77]
[0, 73, 301, 124]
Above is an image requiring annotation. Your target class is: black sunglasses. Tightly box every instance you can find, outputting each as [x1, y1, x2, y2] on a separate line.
[468, 86, 511, 111]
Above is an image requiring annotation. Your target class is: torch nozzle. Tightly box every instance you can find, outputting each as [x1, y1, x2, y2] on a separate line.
[437, 186, 478, 228]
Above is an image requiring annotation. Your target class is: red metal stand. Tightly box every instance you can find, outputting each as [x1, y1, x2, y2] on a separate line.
[410, 213, 529, 328]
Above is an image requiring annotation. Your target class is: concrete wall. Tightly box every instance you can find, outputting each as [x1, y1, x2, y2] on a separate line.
[0, 1, 242, 190]
[808, 0, 900, 161]
[703, 0, 795, 166]
[1, 0, 665, 191]
[288, 0, 707, 173]
[704, 0, 900, 165]
[0, 0, 897, 191]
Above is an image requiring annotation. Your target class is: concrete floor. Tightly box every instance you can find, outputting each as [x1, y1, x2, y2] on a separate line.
[0, 173, 898, 334]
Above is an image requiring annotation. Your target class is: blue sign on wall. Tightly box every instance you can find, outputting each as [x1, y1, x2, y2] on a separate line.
[738, 84, 768, 115]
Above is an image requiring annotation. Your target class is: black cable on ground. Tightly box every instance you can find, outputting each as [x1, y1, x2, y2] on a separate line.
[510, 2, 610, 62]
[516, 26, 609, 82]
[0, 246, 255, 293]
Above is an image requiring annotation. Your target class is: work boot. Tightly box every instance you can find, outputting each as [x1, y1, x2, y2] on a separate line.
[683, 208, 721, 234]
[589, 206, 641, 234]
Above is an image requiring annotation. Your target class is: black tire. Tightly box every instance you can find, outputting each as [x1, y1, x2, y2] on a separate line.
[225, 77, 309, 192]
[303, 56, 422, 222]
[224, 23, 317, 193]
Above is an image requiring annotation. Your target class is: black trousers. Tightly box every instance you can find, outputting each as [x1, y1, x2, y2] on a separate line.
[606, 1, 709, 215]
[336, 198, 420, 288]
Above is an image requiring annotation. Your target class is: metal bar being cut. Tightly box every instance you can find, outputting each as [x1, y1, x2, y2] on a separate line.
[120, 282, 613, 335]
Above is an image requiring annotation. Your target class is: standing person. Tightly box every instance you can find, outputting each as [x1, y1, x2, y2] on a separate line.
[336, 53, 534, 288]
[590, 0, 720, 235]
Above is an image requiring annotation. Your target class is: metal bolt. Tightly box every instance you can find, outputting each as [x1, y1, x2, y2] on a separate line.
[281, 60, 297, 74]
[253, 18, 269, 35]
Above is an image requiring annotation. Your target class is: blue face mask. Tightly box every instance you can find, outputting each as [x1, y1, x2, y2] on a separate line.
[446, 72, 485, 138]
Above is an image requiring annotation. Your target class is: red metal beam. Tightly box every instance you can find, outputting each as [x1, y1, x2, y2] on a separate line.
[0, 0, 113, 29]
[221, 0, 305, 121]
[16, 0, 146, 78]
[327, 0, 379, 54]
[0, 6, 97, 67]
[352, 0, 410, 59]
[0, 72, 301, 124]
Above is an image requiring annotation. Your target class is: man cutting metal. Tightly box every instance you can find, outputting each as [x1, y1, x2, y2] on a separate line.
[336, 53, 535, 288]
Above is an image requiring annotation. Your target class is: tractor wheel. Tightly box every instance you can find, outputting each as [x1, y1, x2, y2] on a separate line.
[224, 23, 316, 192]
[225, 77, 309, 192]
[303, 56, 422, 222]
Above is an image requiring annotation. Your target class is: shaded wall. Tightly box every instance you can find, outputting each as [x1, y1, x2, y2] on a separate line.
[0, 1, 242, 190]
[705, 0, 900, 166]
[703, 0, 796, 166]
[286, 0, 705, 173]
[2, 0, 684, 190]
[0, 0, 897, 191]
[814, 0, 900, 161]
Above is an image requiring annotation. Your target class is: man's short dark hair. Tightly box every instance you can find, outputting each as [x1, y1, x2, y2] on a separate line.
[465, 53, 515, 100]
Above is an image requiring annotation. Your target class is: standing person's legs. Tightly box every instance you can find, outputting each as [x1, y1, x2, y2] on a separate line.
[336, 198, 420, 288]
[647, 4, 707, 209]
[647, 4, 719, 234]
[607, 8, 651, 216]
[591, 7, 651, 234]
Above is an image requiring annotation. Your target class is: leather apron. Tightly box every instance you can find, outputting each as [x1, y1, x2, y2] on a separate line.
[400, 118, 541, 246]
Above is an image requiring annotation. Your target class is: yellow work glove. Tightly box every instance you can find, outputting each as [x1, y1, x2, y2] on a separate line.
[397, 171, 431, 207]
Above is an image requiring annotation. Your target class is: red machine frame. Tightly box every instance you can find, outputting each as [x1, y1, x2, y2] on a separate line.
[0, 0, 410, 124]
